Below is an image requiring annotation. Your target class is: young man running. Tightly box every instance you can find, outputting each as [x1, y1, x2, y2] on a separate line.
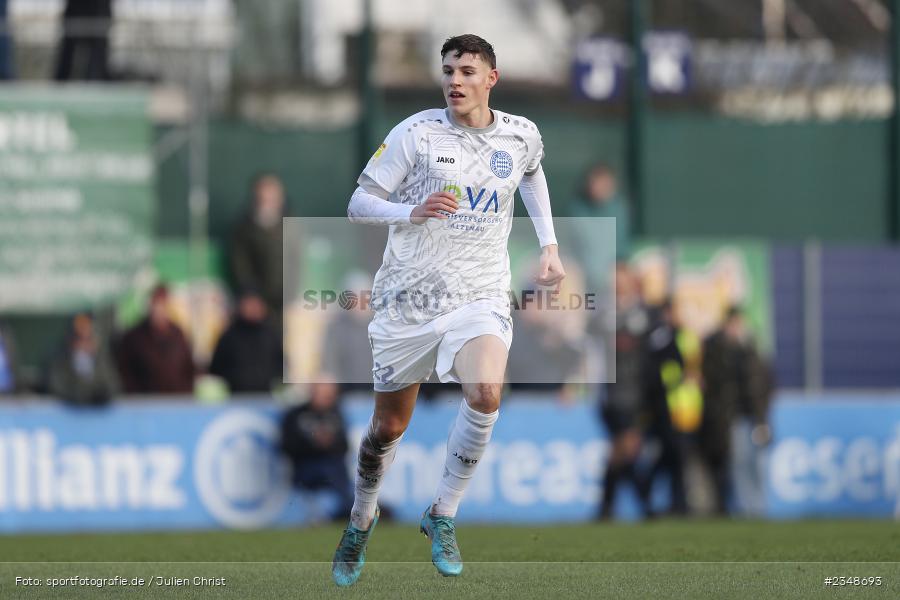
[333, 33, 565, 586]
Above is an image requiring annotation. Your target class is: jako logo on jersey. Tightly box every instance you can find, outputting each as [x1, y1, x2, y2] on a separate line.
[466, 187, 500, 213]
[490, 150, 514, 178]
[436, 156, 455, 164]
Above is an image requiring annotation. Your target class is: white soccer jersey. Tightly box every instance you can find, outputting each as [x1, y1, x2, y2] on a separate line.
[360, 108, 544, 324]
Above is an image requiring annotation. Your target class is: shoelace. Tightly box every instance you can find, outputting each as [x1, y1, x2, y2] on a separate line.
[431, 516, 459, 558]
[338, 528, 366, 561]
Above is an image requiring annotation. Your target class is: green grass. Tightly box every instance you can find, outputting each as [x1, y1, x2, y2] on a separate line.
[1, 520, 898, 599]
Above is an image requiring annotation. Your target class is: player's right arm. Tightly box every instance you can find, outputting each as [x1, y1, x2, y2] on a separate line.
[347, 115, 457, 225]
[349, 179, 458, 225]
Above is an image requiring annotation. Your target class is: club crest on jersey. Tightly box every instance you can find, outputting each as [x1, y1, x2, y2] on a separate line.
[490, 150, 514, 178]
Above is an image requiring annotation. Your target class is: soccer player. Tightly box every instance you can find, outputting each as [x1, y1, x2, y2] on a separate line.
[332, 34, 565, 586]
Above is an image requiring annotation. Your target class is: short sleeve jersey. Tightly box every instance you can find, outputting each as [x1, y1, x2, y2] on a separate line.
[359, 108, 543, 324]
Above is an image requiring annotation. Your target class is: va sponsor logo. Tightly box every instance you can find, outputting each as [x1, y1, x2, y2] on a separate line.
[0, 429, 185, 511]
[194, 411, 291, 529]
[769, 428, 900, 514]
[442, 184, 502, 213]
[464, 187, 500, 213]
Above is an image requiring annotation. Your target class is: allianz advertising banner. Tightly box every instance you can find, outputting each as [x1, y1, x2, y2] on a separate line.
[0, 396, 898, 533]
[0, 400, 606, 533]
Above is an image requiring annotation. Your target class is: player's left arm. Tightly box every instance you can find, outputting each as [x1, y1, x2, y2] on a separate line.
[519, 164, 566, 287]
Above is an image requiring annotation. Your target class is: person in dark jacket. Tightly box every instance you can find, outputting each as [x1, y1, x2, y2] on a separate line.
[643, 299, 691, 516]
[0, 321, 22, 395]
[209, 289, 284, 394]
[506, 284, 583, 393]
[54, 0, 112, 81]
[229, 174, 291, 333]
[48, 313, 119, 406]
[0, 0, 14, 80]
[116, 285, 196, 394]
[279, 380, 353, 521]
[701, 305, 773, 516]
[319, 272, 375, 394]
[598, 263, 652, 519]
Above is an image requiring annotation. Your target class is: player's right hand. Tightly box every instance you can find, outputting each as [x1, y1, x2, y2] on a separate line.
[410, 192, 458, 224]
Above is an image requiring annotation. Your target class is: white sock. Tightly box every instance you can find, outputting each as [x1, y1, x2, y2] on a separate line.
[349, 420, 402, 530]
[431, 399, 499, 517]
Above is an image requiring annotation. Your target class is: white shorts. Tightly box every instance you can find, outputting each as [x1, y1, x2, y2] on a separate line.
[368, 298, 513, 392]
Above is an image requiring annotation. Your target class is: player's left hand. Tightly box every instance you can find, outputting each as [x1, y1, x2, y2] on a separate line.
[535, 244, 565, 288]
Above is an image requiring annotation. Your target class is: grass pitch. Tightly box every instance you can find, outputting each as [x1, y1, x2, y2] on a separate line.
[1, 519, 898, 599]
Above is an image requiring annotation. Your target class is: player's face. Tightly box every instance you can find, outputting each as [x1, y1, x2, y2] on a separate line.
[441, 53, 498, 117]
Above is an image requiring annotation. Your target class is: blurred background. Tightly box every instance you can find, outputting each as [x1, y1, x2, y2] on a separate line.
[1, 0, 899, 531]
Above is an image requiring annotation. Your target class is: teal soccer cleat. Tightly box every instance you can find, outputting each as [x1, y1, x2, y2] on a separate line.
[332, 508, 379, 587]
[419, 509, 463, 577]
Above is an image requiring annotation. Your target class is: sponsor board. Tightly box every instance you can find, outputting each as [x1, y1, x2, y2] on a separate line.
[0, 394, 898, 532]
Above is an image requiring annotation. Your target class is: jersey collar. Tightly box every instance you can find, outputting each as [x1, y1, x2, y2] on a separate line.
[445, 108, 498, 134]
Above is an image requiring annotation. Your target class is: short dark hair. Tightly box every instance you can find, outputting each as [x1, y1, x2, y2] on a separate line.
[441, 34, 496, 69]
[725, 304, 744, 321]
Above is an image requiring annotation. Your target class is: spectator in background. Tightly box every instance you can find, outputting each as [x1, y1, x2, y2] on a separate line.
[506, 288, 583, 393]
[598, 263, 652, 519]
[572, 163, 631, 257]
[116, 285, 195, 394]
[229, 174, 290, 333]
[319, 271, 374, 394]
[54, 0, 112, 81]
[0, 321, 21, 395]
[209, 289, 284, 394]
[569, 164, 631, 301]
[643, 299, 693, 515]
[279, 380, 354, 522]
[0, 0, 14, 80]
[47, 313, 118, 406]
[701, 305, 773, 516]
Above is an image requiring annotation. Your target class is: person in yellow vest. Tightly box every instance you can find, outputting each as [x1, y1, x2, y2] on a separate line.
[644, 299, 698, 515]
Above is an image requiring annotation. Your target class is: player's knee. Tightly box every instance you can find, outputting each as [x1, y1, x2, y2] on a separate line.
[466, 383, 501, 413]
[372, 415, 407, 442]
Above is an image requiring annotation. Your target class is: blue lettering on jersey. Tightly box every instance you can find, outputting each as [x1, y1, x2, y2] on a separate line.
[465, 187, 500, 213]
[466, 187, 486, 210]
[483, 190, 499, 213]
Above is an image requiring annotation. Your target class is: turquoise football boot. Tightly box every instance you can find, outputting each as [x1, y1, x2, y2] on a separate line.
[332, 508, 379, 587]
[419, 509, 463, 577]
